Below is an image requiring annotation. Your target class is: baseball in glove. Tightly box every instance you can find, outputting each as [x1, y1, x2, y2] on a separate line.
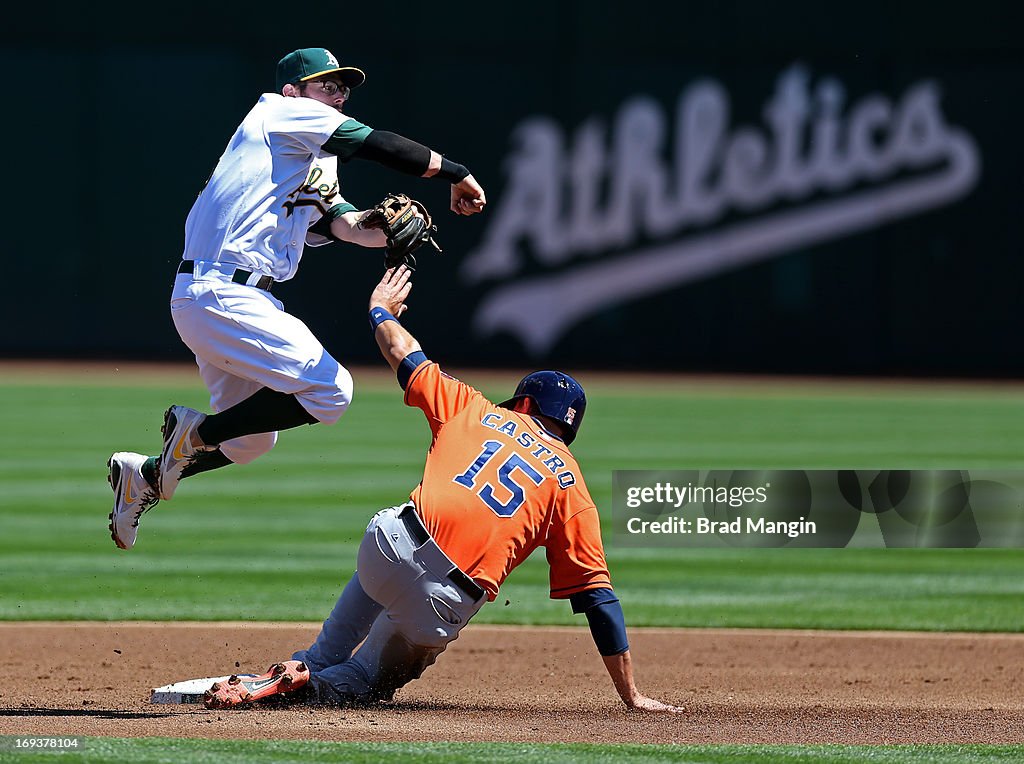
[358, 193, 442, 270]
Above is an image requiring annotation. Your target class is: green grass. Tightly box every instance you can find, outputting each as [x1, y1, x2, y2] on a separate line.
[4, 739, 1023, 763]
[1, 368, 1023, 628]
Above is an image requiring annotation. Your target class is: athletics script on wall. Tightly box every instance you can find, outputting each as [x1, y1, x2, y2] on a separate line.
[462, 64, 981, 355]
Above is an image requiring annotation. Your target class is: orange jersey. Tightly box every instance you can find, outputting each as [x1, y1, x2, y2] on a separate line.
[405, 361, 611, 601]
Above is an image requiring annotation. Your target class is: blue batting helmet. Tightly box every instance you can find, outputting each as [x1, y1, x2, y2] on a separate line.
[499, 370, 587, 445]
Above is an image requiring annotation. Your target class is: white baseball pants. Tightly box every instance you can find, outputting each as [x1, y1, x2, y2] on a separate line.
[170, 263, 353, 464]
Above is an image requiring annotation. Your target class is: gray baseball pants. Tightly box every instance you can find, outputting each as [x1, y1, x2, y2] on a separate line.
[293, 502, 486, 703]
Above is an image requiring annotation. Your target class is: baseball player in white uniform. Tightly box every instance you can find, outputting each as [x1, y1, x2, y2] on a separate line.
[107, 47, 486, 550]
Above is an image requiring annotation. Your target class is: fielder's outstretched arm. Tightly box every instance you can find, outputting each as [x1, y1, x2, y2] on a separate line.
[311, 205, 428, 250]
[323, 122, 486, 216]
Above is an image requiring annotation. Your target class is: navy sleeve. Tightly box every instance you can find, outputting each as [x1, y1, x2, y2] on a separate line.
[398, 351, 429, 390]
[569, 587, 629, 656]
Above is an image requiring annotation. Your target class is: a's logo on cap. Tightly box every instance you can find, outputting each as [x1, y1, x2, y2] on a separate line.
[565, 407, 576, 425]
[324, 50, 339, 68]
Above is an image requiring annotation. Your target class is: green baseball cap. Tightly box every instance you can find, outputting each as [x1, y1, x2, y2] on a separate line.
[275, 48, 366, 93]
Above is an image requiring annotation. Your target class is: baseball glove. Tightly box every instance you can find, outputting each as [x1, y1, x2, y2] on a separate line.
[358, 193, 442, 270]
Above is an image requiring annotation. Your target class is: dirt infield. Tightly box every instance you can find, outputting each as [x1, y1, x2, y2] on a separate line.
[0, 624, 1021, 745]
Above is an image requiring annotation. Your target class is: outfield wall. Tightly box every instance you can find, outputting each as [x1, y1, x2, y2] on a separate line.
[3, 1, 1020, 375]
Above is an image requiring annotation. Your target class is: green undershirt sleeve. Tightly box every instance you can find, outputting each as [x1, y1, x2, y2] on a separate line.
[307, 201, 358, 242]
[323, 118, 373, 162]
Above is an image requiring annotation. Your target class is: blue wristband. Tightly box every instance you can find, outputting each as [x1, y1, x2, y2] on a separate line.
[369, 307, 398, 330]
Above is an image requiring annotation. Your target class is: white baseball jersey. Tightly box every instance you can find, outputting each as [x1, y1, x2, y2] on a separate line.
[182, 93, 360, 282]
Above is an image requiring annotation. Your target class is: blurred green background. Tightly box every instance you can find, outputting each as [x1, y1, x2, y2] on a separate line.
[3, 365, 1021, 631]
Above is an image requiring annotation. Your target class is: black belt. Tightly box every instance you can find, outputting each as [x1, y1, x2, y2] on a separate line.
[177, 261, 275, 292]
[399, 505, 485, 601]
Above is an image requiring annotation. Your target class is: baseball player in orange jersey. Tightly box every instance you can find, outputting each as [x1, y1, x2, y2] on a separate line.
[204, 266, 682, 713]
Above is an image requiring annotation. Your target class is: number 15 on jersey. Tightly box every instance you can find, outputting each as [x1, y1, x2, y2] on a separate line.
[453, 440, 545, 517]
